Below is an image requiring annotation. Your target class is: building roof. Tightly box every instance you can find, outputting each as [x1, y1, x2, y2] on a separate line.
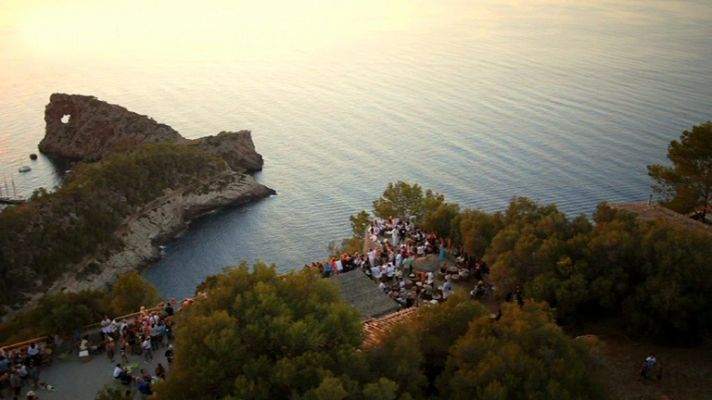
[332, 270, 401, 319]
[362, 306, 419, 349]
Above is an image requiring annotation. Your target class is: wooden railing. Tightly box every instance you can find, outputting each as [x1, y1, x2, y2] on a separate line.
[0, 303, 169, 355]
[83, 304, 166, 331]
[0, 335, 50, 353]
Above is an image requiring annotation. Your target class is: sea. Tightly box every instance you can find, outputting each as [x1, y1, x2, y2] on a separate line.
[0, 0, 710, 298]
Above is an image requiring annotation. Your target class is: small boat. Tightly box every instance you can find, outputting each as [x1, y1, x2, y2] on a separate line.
[18, 166, 31, 173]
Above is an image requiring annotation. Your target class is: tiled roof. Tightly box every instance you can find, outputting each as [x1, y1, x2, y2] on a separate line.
[332, 270, 401, 319]
[362, 306, 419, 349]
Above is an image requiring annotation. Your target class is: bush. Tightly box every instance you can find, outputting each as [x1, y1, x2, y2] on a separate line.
[155, 262, 366, 400]
[0, 290, 109, 344]
[437, 302, 605, 399]
[110, 272, 162, 315]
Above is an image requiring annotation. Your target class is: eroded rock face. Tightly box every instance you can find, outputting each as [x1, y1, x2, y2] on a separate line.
[40, 93, 185, 161]
[194, 131, 264, 172]
[39, 93, 264, 171]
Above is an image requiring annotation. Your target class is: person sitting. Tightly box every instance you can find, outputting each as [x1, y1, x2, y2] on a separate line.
[136, 377, 152, 395]
[385, 263, 395, 281]
[470, 280, 487, 299]
[442, 279, 454, 300]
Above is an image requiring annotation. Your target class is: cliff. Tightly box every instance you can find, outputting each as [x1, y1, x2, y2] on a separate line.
[48, 171, 274, 295]
[38, 93, 264, 171]
[0, 144, 275, 317]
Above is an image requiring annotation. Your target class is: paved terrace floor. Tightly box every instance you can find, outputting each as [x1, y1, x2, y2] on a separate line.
[332, 270, 401, 319]
[3, 347, 170, 400]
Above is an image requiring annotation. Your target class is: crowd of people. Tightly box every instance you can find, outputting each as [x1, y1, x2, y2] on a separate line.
[94, 302, 177, 396]
[0, 343, 44, 399]
[307, 217, 494, 309]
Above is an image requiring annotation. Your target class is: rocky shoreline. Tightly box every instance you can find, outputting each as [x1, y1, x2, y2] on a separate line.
[1, 94, 276, 318]
[49, 171, 275, 295]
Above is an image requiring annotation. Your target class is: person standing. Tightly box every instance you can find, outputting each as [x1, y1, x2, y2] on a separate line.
[29, 360, 40, 390]
[9, 370, 22, 398]
[164, 345, 174, 367]
[141, 337, 153, 363]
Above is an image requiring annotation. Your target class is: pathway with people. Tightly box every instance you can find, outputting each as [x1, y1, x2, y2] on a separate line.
[20, 344, 171, 400]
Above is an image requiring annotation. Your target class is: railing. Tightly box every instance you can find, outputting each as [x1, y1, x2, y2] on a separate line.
[0, 303, 170, 356]
[0, 335, 50, 353]
[83, 304, 166, 331]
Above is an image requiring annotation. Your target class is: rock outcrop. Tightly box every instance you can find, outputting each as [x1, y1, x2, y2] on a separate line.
[39, 93, 264, 171]
[40, 94, 185, 161]
[194, 131, 263, 172]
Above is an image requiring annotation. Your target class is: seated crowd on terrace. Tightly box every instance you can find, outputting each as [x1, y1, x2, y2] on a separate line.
[307, 216, 494, 308]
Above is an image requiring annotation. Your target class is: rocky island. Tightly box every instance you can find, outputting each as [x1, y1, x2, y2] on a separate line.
[0, 94, 274, 316]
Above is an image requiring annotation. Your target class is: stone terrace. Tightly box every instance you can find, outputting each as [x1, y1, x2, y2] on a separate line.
[332, 270, 401, 319]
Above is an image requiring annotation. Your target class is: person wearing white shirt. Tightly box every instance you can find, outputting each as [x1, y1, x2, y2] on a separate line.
[385, 263, 395, 280]
[371, 265, 382, 280]
[368, 249, 377, 268]
[395, 251, 403, 268]
[113, 364, 123, 379]
[443, 279, 454, 300]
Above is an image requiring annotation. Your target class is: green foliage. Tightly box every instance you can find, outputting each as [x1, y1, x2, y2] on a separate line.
[437, 303, 605, 400]
[110, 272, 161, 315]
[350, 210, 371, 238]
[155, 262, 365, 400]
[422, 202, 460, 238]
[366, 299, 603, 399]
[327, 238, 363, 257]
[0, 143, 226, 307]
[95, 385, 132, 400]
[0, 290, 108, 344]
[481, 199, 712, 343]
[372, 181, 444, 223]
[362, 378, 399, 400]
[648, 121, 712, 218]
[307, 376, 349, 400]
[366, 325, 427, 397]
[458, 209, 503, 257]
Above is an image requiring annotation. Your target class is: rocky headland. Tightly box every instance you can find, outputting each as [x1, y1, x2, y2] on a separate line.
[0, 94, 275, 316]
[39, 93, 263, 171]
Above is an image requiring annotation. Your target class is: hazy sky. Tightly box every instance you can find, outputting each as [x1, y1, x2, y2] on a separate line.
[1, 0, 456, 62]
[3, 0, 709, 64]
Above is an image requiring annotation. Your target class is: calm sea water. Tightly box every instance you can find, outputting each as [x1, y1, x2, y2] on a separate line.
[1, 1, 710, 298]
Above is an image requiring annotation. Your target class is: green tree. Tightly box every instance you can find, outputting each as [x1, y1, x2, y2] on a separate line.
[362, 378, 399, 400]
[366, 293, 486, 399]
[155, 262, 365, 400]
[458, 209, 503, 258]
[0, 290, 108, 343]
[372, 181, 444, 223]
[437, 302, 605, 400]
[350, 210, 371, 238]
[422, 203, 460, 238]
[110, 272, 161, 315]
[648, 121, 712, 220]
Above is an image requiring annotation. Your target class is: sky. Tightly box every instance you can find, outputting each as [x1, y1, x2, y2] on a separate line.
[0, 0, 458, 62]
